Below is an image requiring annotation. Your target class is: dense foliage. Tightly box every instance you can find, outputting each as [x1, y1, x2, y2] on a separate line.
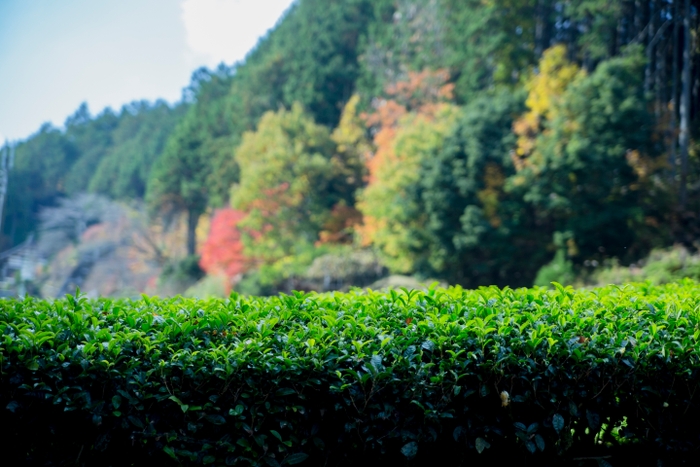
[2, 282, 700, 465]
[2, 0, 700, 296]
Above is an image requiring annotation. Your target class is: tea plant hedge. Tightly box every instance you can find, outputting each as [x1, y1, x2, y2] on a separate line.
[2, 282, 700, 466]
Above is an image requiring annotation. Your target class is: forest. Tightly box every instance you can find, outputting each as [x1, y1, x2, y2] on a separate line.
[1, 0, 700, 298]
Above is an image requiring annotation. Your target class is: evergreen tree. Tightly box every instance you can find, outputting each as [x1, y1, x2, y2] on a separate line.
[418, 90, 544, 286]
[513, 48, 660, 262]
[146, 114, 211, 256]
[89, 101, 186, 200]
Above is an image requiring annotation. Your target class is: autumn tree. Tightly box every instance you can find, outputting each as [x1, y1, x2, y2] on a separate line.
[358, 104, 460, 273]
[318, 95, 370, 244]
[199, 208, 247, 285]
[512, 45, 582, 169]
[357, 69, 459, 272]
[231, 103, 357, 266]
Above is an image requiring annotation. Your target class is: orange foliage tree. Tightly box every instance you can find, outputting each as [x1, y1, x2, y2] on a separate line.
[199, 208, 248, 282]
[356, 69, 457, 266]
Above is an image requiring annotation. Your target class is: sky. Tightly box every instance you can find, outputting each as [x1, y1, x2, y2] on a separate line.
[0, 0, 294, 143]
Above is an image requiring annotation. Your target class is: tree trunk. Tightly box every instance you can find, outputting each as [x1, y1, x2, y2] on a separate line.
[0, 145, 10, 236]
[534, 0, 552, 58]
[679, 0, 691, 208]
[535, 0, 544, 57]
[655, 22, 666, 117]
[655, 0, 670, 117]
[634, 1, 643, 38]
[645, 1, 656, 93]
[669, 0, 680, 180]
[186, 209, 198, 256]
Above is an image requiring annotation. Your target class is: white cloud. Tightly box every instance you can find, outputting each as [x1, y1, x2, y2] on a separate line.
[181, 0, 294, 68]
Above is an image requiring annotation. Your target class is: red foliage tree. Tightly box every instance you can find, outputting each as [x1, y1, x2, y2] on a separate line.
[199, 208, 248, 281]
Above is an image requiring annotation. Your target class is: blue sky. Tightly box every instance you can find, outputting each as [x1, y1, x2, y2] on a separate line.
[0, 0, 294, 142]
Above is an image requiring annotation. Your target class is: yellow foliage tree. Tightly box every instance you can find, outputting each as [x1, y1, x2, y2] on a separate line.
[512, 45, 583, 171]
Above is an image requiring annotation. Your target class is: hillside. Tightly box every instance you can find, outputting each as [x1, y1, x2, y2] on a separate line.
[1, 0, 699, 297]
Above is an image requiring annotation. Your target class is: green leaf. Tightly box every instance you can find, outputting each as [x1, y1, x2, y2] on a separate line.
[284, 453, 309, 465]
[6, 401, 19, 413]
[526, 441, 537, 453]
[475, 437, 490, 454]
[313, 437, 325, 450]
[163, 446, 178, 460]
[128, 416, 144, 429]
[205, 414, 226, 425]
[569, 401, 579, 416]
[169, 395, 183, 406]
[552, 413, 564, 433]
[534, 434, 545, 451]
[586, 410, 601, 431]
[401, 442, 418, 459]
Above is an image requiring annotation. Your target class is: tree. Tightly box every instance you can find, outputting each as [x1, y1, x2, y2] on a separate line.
[319, 95, 370, 244]
[231, 103, 353, 265]
[359, 0, 446, 100]
[513, 48, 661, 262]
[217, 0, 382, 148]
[512, 45, 582, 167]
[146, 115, 210, 256]
[441, 0, 540, 102]
[199, 208, 248, 283]
[679, 0, 692, 207]
[89, 101, 186, 200]
[183, 66, 239, 208]
[0, 143, 12, 240]
[357, 103, 460, 273]
[1, 124, 79, 248]
[357, 69, 459, 273]
[417, 90, 542, 286]
[62, 104, 118, 195]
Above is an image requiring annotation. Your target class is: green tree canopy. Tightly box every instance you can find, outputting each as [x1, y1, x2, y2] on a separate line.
[512, 48, 661, 262]
[146, 115, 211, 256]
[417, 90, 546, 287]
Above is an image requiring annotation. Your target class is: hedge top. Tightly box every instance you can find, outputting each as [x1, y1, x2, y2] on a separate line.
[3, 281, 699, 376]
[2, 281, 700, 465]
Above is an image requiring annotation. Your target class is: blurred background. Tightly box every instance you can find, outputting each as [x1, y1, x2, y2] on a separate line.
[1, 0, 699, 298]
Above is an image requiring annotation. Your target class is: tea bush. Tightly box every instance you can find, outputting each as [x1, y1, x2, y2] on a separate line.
[2, 282, 700, 466]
